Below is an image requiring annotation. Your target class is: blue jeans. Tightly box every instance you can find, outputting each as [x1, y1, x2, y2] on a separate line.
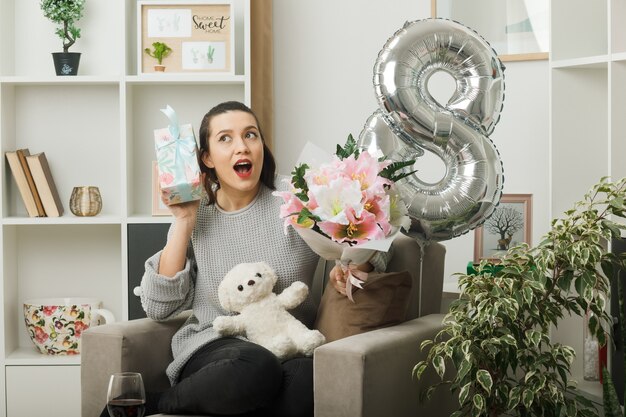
[157, 337, 313, 416]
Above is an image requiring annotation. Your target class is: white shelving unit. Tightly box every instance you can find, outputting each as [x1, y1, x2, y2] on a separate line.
[0, 0, 251, 416]
[550, 0, 626, 404]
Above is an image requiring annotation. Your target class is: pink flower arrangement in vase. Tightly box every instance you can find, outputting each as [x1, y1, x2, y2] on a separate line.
[274, 135, 415, 301]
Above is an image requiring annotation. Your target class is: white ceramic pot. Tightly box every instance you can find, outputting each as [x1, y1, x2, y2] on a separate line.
[23, 297, 115, 355]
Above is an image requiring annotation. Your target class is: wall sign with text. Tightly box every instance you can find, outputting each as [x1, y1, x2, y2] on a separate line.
[138, 1, 234, 74]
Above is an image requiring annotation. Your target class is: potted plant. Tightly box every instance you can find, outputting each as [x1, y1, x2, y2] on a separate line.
[144, 42, 172, 72]
[40, 0, 86, 76]
[414, 177, 626, 416]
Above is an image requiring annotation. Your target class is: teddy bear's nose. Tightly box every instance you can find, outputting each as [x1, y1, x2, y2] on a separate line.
[248, 280, 255, 286]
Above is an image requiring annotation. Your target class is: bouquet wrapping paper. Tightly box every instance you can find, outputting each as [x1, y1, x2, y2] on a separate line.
[154, 105, 203, 205]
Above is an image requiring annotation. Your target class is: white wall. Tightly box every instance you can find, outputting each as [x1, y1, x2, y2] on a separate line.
[273, 1, 550, 288]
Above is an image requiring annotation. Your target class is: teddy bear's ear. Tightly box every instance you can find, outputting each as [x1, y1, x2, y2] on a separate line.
[218, 280, 233, 312]
[260, 262, 278, 283]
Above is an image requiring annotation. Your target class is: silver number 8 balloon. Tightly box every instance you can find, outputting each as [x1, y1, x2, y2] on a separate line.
[365, 18, 506, 242]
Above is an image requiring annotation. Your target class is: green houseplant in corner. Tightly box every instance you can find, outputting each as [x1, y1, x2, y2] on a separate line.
[144, 42, 173, 72]
[414, 177, 626, 416]
[40, 0, 86, 76]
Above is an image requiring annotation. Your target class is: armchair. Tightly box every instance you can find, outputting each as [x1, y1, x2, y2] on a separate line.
[81, 234, 457, 417]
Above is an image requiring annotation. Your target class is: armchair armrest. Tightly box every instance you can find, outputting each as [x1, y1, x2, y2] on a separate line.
[313, 313, 456, 417]
[81, 312, 190, 417]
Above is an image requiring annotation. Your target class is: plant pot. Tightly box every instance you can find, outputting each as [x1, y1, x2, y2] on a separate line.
[52, 52, 81, 76]
[154, 65, 166, 72]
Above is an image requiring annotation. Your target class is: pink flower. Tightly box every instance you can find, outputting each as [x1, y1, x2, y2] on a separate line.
[42, 306, 57, 316]
[74, 321, 89, 338]
[34, 327, 49, 344]
[344, 152, 379, 190]
[273, 190, 313, 232]
[318, 208, 383, 244]
[363, 193, 392, 235]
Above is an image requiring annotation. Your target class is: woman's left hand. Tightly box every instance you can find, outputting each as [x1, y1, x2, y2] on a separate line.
[329, 262, 374, 297]
[329, 265, 347, 296]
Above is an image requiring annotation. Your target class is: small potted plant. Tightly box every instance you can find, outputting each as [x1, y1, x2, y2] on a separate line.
[144, 42, 173, 72]
[40, 0, 86, 76]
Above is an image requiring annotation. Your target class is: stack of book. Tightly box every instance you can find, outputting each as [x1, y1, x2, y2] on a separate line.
[5, 149, 64, 217]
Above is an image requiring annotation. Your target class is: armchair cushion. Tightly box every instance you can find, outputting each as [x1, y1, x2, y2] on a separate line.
[314, 270, 412, 342]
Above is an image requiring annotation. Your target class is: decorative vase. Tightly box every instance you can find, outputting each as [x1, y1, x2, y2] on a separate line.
[583, 311, 600, 381]
[70, 186, 102, 216]
[52, 52, 81, 76]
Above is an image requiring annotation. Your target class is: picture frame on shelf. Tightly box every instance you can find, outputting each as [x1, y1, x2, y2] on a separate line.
[152, 161, 171, 216]
[474, 194, 532, 263]
[431, 0, 548, 62]
[137, 0, 234, 74]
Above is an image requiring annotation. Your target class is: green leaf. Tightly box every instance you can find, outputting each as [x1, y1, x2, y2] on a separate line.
[433, 355, 445, 378]
[500, 334, 517, 347]
[379, 160, 417, 182]
[459, 382, 471, 405]
[472, 394, 485, 413]
[476, 369, 492, 393]
[335, 134, 359, 160]
[457, 359, 472, 381]
[420, 339, 433, 351]
[525, 330, 542, 348]
[523, 286, 533, 306]
[413, 361, 428, 380]
[507, 386, 521, 410]
[522, 388, 534, 408]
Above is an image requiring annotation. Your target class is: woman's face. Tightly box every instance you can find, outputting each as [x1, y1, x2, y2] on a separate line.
[202, 110, 264, 197]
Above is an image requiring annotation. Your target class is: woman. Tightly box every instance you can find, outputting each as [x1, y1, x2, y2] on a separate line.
[137, 101, 386, 416]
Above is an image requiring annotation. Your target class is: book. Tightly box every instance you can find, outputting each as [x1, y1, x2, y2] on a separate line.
[25, 152, 64, 217]
[5, 149, 41, 217]
[16, 149, 46, 217]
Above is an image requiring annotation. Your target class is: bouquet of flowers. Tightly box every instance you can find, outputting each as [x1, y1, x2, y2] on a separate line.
[274, 135, 415, 301]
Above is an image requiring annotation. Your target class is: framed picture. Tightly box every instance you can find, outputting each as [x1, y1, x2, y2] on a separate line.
[138, 0, 234, 74]
[474, 194, 532, 263]
[152, 161, 171, 216]
[431, 0, 548, 62]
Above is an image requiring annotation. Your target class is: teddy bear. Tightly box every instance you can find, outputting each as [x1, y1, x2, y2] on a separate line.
[213, 261, 326, 359]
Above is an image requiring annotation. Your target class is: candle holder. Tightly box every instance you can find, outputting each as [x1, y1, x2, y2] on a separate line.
[69, 186, 102, 216]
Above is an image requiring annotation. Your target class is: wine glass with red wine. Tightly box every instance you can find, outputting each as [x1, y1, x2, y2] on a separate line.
[106, 372, 146, 417]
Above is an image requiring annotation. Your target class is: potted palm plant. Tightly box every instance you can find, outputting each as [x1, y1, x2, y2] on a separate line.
[144, 42, 173, 72]
[40, 0, 85, 76]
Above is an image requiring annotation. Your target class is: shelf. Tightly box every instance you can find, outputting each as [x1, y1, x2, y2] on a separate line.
[126, 215, 173, 224]
[611, 51, 626, 63]
[0, 75, 121, 85]
[5, 347, 80, 366]
[125, 74, 246, 85]
[2, 215, 122, 225]
[551, 55, 609, 69]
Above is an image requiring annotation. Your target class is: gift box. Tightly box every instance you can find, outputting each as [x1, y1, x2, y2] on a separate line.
[154, 105, 203, 205]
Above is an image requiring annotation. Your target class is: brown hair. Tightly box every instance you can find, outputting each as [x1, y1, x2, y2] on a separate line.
[198, 101, 276, 204]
